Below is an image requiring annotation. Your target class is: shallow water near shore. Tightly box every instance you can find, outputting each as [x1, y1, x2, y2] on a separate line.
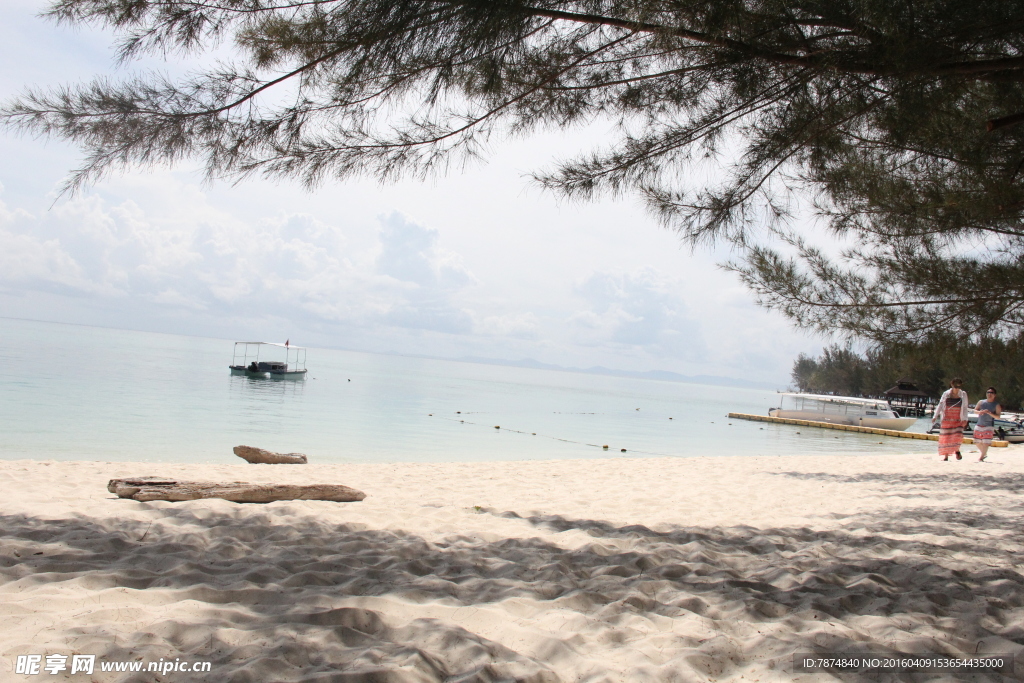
[0, 317, 937, 463]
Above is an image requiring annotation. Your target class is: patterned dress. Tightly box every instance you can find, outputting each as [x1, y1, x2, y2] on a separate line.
[938, 395, 965, 457]
[973, 399, 1000, 445]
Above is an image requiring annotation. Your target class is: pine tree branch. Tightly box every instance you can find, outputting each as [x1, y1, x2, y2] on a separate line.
[526, 5, 1024, 79]
[987, 111, 1024, 131]
[525, 6, 830, 69]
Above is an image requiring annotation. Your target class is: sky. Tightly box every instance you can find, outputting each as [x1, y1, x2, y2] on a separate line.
[0, 0, 827, 385]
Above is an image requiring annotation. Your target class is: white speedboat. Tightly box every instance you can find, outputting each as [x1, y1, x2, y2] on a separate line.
[228, 341, 308, 379]
[769, 393, 917, 431]
[927, 414, 1024, 443]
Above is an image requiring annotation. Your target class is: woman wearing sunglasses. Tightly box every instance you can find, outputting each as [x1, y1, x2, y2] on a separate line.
[974, 387, 1002, 462]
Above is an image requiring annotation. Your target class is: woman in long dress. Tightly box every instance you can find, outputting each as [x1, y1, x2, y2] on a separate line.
[934, 378, 969, 461]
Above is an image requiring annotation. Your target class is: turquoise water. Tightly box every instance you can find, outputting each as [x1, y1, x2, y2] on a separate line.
[0, 318, 936, 463]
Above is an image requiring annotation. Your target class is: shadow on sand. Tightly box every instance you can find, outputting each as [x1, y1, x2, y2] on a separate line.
[2, 487, 1023, 682]
[767, 469, 1024, 494]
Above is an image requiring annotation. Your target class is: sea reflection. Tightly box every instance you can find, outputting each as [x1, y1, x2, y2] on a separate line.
[228, 374, 307, 403]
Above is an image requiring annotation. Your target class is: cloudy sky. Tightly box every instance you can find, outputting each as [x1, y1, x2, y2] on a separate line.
[0, 0, 827, 384]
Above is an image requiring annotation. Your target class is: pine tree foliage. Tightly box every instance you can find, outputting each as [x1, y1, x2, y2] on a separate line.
[790, 344, 867, 397]
[5, 0, 1024, 340]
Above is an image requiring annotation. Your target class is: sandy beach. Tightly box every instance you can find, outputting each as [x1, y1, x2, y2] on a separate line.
[2, 451, 1023, 682]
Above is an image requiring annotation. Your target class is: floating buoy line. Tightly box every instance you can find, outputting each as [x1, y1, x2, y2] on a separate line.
[431, 414, 681, 457]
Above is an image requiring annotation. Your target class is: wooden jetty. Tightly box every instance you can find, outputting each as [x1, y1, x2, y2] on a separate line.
[728, 412, 1009, 447]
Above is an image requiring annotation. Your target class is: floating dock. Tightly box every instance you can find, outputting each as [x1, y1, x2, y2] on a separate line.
[727, 413, 1009, 447]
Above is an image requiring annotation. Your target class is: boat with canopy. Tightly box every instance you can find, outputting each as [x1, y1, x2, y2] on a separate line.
[769, 393, 917, 430]
[927, 413, 1024, 443]
[229, 341, 307, 379]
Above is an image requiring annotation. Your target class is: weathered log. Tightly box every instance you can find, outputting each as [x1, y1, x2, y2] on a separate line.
[108, 477, 365, 503]
[233, 445, 308, 464]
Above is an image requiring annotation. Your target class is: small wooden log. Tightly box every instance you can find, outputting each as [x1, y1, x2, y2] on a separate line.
[233, 445, 308, 464]
[108, 477, 365, 503]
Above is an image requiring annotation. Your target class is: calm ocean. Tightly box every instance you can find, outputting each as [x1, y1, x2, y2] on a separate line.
[0, 317, 935, 463]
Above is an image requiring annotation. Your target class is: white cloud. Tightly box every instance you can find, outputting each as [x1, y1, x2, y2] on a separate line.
[373, 211, 476, 334]
[569, 267, 709, 360]
[0, 191, 485, 335]
[477, 312, 541, 339]
[376, 211, 474, 289]
[151, 288, 205, 309]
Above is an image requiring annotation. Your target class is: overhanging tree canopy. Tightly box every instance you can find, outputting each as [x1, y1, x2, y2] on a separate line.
[5, 0, 1024, 341]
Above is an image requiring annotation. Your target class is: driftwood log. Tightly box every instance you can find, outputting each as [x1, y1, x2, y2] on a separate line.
[233, 445, 308, 464]
[108, 477, 365, 503]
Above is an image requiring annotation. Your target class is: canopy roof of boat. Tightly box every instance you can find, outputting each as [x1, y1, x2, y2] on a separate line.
[781, 392, 889, 406]
[234, 341, 305, 349]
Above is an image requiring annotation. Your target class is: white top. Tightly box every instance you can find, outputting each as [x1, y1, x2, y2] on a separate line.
[782, 393, 885, 406]
[234, 341, 305, 350]
[780, 393, 891, 411]
[933, 388, 970, 422]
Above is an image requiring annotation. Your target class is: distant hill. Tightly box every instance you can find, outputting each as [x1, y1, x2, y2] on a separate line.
[455, 356, 782, 391]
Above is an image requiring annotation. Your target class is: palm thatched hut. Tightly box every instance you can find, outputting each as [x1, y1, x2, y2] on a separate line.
[884, 380, 934, 417]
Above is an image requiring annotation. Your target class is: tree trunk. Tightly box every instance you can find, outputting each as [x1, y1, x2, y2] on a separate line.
[108, 477, 365, 503]
[233, 445, 308, 464]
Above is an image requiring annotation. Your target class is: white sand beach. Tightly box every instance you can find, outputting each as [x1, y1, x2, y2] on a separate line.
[2, 452, 1023, 682]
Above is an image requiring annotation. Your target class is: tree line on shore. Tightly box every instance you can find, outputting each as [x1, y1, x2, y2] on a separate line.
[791, 337, 1024, 411]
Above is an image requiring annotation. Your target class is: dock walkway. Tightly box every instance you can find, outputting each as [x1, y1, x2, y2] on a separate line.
[727, 412, 1009, 447]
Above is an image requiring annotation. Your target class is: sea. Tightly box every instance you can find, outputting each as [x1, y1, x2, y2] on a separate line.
[0, 317, 936, 463]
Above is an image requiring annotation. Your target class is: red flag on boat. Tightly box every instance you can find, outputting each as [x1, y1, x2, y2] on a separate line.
[285, 339, 289, 347]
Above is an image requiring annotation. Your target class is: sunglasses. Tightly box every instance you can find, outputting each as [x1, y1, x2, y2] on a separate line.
[987, 391, 996, 394]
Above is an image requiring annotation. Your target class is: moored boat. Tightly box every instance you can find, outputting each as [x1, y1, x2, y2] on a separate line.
[927, 414, 1024, 443]
[228, 341, 308, 379]
[769, 393, 917, 431]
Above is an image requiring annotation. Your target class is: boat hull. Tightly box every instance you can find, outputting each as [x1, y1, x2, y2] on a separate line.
[229, 365, 269, 378]
[769, 409, 917, 431]
[927, 416, 1024, 443]
[858, 416, 918, 431]
[268, 369, 307, 380]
